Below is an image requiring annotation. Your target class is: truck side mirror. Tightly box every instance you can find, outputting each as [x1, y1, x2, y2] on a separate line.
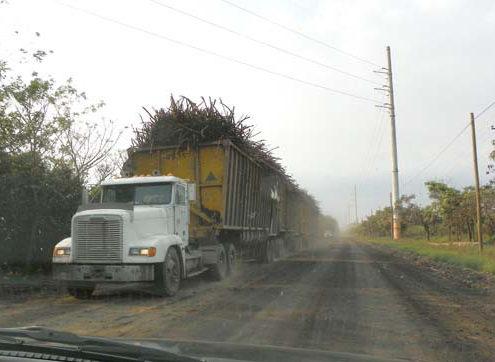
[187, 183, 196, 202]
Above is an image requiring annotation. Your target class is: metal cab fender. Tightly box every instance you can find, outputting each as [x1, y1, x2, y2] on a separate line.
[145, 234, 185, 278]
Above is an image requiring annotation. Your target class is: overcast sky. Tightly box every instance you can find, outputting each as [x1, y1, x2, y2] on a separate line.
[1, 0, 495, 226]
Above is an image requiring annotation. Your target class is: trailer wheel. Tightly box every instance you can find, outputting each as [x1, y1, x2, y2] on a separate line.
[67, 286, 95, 299]
[155, 247, 181, 297]
[264, 240, 275, 263]
[225, 243, 237, 275]
[210, 244, 227, 281]
[274, 239, 283, 259]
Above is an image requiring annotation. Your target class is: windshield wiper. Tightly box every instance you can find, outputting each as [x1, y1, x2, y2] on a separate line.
[0, 326, 202, 362]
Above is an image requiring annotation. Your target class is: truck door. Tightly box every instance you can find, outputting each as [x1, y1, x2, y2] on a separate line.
[175, 184, 189, 244]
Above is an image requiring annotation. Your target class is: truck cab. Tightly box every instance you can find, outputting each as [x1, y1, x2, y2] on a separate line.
[52, 176, 230, 298]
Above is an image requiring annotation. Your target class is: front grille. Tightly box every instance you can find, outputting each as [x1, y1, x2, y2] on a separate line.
[73, 215, 123, 263]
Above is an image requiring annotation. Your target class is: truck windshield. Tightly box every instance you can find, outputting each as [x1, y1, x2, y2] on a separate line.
[102, 183, 172, 205]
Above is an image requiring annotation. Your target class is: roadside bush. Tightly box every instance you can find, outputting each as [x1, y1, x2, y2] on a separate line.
[367, 238, 495, 275]
[0, 152, 81, 271]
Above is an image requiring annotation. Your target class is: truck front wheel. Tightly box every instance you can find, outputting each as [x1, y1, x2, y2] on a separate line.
[155, 247, 181, 297]
[209, 244, 227, 281]
[67, 286, 95, 299]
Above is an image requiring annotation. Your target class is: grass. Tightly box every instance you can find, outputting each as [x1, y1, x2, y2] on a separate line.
[365, 237, 495, 274]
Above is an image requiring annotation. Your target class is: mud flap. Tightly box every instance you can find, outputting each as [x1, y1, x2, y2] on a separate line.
[200, 245, 223, 265]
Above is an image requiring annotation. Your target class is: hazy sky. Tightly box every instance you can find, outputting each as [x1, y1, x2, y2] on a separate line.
[1, 0, 495, 226]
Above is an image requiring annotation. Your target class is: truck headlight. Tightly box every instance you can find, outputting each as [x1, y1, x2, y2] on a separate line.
[129, 247, 156, 257]
[53, 247, 71, 257]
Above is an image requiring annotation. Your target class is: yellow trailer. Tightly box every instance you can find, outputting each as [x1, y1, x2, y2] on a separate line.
[127, 139, 318, 260]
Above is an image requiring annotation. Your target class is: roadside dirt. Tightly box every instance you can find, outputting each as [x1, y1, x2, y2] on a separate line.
[1, 240, 495, 361]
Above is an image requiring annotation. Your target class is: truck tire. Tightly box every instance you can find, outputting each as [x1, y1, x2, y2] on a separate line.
[210, 244, 227, 281]
[155, 247, 181, 297]
[67, 286, 94, 299]
[264, 240, 275, 263]
[225, 243, 237, 275]
[274, 239, 282, 259]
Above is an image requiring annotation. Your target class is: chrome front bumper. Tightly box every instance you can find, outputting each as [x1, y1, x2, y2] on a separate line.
[53, 264, 155, 282]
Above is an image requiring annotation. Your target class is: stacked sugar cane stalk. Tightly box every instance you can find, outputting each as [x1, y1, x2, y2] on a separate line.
[130, 95, 318, 209]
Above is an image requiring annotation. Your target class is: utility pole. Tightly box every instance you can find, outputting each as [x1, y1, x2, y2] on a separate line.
[386, 46, 400, 240]
[354, 185, 358, 224]
[374, 46, 400, 240]
[389, 192, 393, 240]
[470, 112, 483, 252]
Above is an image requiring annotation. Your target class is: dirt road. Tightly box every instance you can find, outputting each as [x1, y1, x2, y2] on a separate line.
[2, 240, 495, 361]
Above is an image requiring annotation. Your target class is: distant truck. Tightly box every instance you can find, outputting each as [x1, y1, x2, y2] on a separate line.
[323, 231, 334, 239]
[52, 140, 319, 298]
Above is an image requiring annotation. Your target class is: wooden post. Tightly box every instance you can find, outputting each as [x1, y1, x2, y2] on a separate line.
[470, 112, 483, 252]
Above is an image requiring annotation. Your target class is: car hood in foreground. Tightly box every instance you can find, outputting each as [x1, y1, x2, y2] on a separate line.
[130, 338, 409, 362]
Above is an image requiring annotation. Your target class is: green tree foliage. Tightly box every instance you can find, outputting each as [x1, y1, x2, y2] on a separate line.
[0, 45, 119, 269]
[354, 181, 495, 243]
[357, 206, 393, 237]
[425, 181, 462, 240]
[0, 48, 120, 185]
[481, 186, 495, 239]
[418, 205, 441, 241]
[0, 152, 81, 268]
[0, 58, 72, 165]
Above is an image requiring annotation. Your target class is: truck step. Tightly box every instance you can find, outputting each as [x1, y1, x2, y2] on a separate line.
[186, 267, 209, 278]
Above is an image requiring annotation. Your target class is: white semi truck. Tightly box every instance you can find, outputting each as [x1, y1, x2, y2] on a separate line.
[52, 176, 231, 298]
[52, 141, 319, 298]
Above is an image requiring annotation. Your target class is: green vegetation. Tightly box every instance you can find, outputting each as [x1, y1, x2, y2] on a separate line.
[353, 179, 495, 275]
[366, 237, 495, 274]
[354, 181, 495, 243]
[0, 38, 120, 269]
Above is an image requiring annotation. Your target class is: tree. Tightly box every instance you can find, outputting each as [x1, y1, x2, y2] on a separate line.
[480, 186, 495, 241]
[58, 112, 122, 185]
[419, 205, 440, 241]
[0, 152, 81, 267]
[1, 48, 121, 185]
[354, 181, 495, 242]
[356, 206, 393, 238]
[0, 71, 70, 168]
[0, 44, 121, 267]
[425, 181, 462, 241]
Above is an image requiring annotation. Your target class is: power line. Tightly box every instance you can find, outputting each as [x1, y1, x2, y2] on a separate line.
[412, 103, 495, 184]
[149, 0, 380, 85]
[361, 108, 388, 196]
[361, 100, 386, 180]
[359, 97, 388, 209]
[365, 108, 385, 166]
[288, 0, 312, 12]
[368, 110, 388, 174]
[55, 1, 380, 104]
[219, 0, 382, 68]
[420, 114, 495, 184]
[405, 124, 470, 186]
[404, 99, 495, 186]
[476, 100, 495, 119]
[437, 111, 495, 179]
[440, 138, 485, 183]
